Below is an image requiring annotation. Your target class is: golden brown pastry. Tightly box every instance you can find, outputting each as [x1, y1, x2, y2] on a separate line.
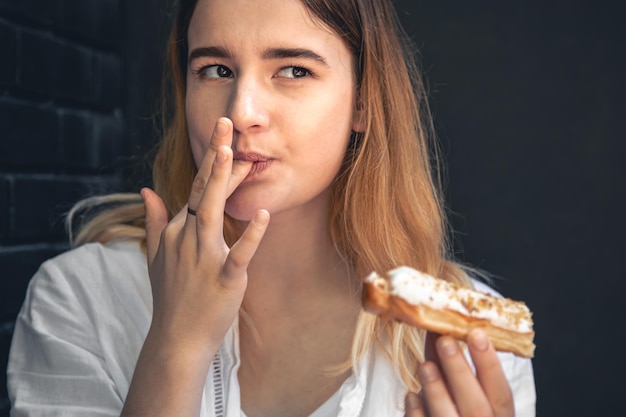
[363, 266, 535, 358]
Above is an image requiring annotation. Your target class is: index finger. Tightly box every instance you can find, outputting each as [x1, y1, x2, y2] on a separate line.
[187, 118, 232, 214]
[467, 329, 514, 417]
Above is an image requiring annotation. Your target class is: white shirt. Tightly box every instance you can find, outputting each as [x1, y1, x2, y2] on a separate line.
[7, 239, 536, 416]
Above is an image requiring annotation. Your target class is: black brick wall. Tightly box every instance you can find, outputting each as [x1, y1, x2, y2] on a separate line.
[0, 0, 127, 414]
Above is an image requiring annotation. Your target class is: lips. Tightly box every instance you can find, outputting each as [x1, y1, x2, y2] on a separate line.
[233, 152, 272, 177]
[233, 152, 270, 163]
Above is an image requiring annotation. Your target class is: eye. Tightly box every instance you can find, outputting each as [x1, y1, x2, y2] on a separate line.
[275, 66, 310, 79]
[197, 64, 234, 79]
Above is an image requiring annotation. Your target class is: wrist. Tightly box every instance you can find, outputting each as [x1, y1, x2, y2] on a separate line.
[142, 325, 221, 370]
[122, 328, 219, 416]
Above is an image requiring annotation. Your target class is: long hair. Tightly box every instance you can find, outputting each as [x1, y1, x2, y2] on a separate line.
[299, 0, 469, 390]
[70, 0, 469, 392]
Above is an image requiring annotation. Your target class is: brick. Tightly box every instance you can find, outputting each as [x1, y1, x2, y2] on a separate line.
[0, 246, 66, 319]
[61, 111, 124, 172]
[0, 100, 61, 170]
[17, 29, 60, 97]
[18, 29, 95, 103]
[96, 0, 121, 44]
[1, 321, 14, 413]
[56, 0, 121, 47]
[91, 113, 125, 167]
[0, 396, 8, 416]
[0, 178, 9, 241]
[0, 397, 11, 417]
[59, 110, 93, 167]
[0, 0, 59, 25]
[93, 52, 121, 108]
[53, 41, 94, 103]
[0, 20, 17, 88]
[10, 175, 121, 242]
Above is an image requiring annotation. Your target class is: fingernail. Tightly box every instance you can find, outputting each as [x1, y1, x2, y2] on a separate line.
[405, 392, 421, 410]
[470, 329, 490, 351]
[418, 362, 439, 383]
[215, 119, 229, 136]
[439, 337, 458, 356]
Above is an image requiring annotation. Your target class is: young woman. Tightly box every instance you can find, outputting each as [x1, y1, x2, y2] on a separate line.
[7, 0, 536, 416]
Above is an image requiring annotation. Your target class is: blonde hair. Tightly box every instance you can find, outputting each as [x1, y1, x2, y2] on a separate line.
[70, 0, 470, 392]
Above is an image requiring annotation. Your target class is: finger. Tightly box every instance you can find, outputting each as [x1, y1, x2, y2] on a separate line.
[187, 118, 233, 215]
[228, 159, 253, 196]
[141, 188, 169, 265]
[418, 361, 458, 416]
[195, 145, 233, 242]
[222, 210, 270, 286]
[435, 336, 493, 416]
[209, 117, 234, 153]
[467, 329, 514, 417]
[404, 392, 427, 417]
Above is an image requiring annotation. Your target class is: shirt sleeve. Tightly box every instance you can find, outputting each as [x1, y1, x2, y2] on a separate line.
[7, 257, 124, 417]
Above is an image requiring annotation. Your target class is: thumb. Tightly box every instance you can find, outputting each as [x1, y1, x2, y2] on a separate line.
[140, 187, 168, 264]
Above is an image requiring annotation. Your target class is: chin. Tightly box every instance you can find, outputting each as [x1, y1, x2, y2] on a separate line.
[224, 198, 266, 222]
[225, 185, 281, 222]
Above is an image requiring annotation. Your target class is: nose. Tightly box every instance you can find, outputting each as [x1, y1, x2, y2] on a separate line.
[226, 76, 270, 137]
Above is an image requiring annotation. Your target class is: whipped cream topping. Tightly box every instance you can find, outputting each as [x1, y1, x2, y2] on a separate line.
[370, 266, 533, 333]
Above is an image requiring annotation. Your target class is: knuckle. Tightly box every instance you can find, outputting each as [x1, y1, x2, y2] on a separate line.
[444, 359, 472, 378]
[491, 391, 514, 413]
[161, 223, 179, 243]
[194, 209, 213, 227]
[191, 174, 208, 195]
[468, 404, 495, 417]
[228, 252, 247, 270]
[210, 162, 227, 180]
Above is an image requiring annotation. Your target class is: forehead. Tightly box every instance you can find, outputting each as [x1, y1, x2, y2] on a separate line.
[187, 0, 339, 52]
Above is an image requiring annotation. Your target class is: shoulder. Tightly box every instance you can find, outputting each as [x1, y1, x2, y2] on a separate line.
[13, 238, 152, 365]
[9, 239, 151, 413]
[41, 238, 146, 274]
[35, 238, 147, 287]
[24, 239, 151, 321]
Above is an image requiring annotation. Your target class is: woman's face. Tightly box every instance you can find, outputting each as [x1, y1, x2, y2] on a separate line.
[185, 0, 362, 221]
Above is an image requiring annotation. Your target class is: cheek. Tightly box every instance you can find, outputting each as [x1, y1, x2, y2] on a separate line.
[294, 118, 352, 183]
[302, 92, 355, 157]
[185, 93, 217, 168]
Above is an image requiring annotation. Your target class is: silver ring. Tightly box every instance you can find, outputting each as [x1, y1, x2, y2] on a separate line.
[187, 207, 197, 216]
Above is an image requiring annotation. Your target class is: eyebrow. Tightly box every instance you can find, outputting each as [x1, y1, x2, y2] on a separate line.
[188, 46, 328, 67]
[262, 48, 328, 66]
[188, 46, 230, 63]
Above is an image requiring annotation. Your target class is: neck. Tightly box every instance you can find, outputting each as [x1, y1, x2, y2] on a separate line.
[235, 197, 361, 417]
[244, 235, 357, 321]
[238, 194, 358, 319]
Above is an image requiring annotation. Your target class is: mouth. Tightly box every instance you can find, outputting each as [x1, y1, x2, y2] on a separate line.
[233, 152, 270, 163]
[233, 152, 273, 177]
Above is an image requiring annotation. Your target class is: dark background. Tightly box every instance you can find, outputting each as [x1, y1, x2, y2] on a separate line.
[1, 0, 624, 416]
